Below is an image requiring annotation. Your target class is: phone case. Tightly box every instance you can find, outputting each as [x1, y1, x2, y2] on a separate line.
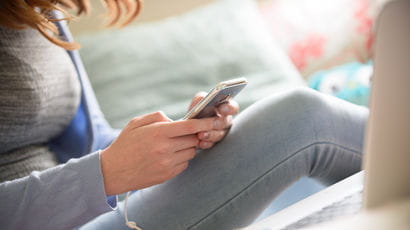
[183, 78, 247, 119]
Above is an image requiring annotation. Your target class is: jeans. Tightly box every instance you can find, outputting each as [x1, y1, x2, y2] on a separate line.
[79, 88, 369, 230]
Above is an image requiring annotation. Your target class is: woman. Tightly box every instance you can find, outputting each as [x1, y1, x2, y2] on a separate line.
[0, 0, 368, 229]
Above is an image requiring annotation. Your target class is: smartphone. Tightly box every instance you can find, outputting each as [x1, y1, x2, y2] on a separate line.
[183, 77, 248, 120]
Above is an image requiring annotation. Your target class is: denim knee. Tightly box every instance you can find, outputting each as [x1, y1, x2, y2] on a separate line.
[236, 86, 367, 145]
[250, 87, 366, 144]
[275, 87, 368, 148]
[278, 88, 331, 116]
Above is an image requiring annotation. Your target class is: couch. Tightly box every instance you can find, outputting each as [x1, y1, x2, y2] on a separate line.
[75, 0, 382, 221]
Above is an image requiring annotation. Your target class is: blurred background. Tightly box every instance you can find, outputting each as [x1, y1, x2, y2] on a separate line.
[71, 0, 387, 127]
[70, 0, 389, 221]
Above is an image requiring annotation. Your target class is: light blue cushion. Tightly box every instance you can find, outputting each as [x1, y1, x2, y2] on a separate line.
[77, 0, 305, 128]
[309, 62, 372, 106]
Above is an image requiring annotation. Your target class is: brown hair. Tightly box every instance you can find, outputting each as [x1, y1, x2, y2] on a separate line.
[0, 0, 142, 50]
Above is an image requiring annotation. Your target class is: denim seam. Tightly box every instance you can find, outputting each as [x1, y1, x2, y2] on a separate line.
[187, 141, 363, 229]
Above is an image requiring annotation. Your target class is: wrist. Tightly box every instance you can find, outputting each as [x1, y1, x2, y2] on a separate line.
[100, 148, 120, 196]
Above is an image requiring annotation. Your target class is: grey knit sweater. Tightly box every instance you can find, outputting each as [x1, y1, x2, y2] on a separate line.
[0, 26, 81, 182]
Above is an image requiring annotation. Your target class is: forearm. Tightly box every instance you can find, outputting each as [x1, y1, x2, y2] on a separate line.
[0, 151, 115, 230]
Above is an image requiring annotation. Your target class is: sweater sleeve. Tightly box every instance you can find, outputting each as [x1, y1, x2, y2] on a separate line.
[0, 151, 116, 230]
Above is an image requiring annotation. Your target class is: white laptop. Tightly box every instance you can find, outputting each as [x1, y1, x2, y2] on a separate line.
[245, 1, 410, 229]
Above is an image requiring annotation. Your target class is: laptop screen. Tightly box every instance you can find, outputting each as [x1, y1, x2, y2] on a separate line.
[362, 0, 410, 209]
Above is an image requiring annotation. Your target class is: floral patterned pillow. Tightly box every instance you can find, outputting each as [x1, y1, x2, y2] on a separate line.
[259, 0, 389, 77]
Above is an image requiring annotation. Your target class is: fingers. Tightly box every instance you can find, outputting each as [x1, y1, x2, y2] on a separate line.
[128, 111, 171, 129]
[197, 129, 227, 149]
[198, 141, 215, 149]
[172, 162, 189, 177]
[196, 116, 232, 149]
[197, 130, 226, 143]
[170, 135, 199, 152]
[173, 148, 196, 165]
[213, 115, 233, 130]
[167, 148, 196, 179]
[217, 100, 239, 116]
[163, 117, 217, 137]
[163, 114, 232, 138]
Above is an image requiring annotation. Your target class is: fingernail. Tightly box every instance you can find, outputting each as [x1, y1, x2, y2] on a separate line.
[227, 115, 233, 124]
[202, 142, 211, 149]
[214, 119, 221, 129]
[220, 104, 229, 114]
[202, 132, 210, 139]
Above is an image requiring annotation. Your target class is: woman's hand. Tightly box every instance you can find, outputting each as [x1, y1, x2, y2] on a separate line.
[100, 111, 219, 195]
[188, 92, 240, 149]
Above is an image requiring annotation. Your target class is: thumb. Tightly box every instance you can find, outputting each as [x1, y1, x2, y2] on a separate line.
[188, 92, 207, 111]
[128, 111, 171, 129]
